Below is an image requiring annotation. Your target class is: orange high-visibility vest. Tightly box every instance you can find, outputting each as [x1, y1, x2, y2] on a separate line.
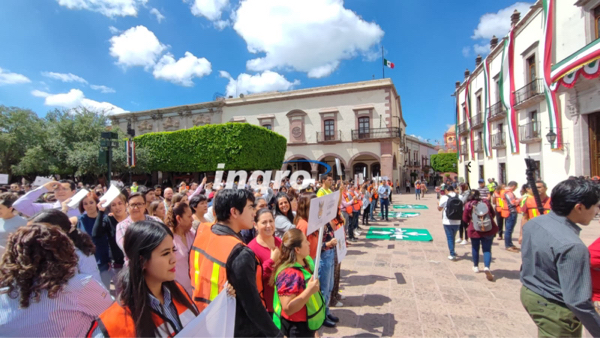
[343, 192, 353, 214]
[189, 227, 265, 312]
[87, 283, 196, 338]
[501, 190, 517, 218]
[495, 191, 504, 214]
[350, 191, 361, 212]
[526, 196, 551, 220]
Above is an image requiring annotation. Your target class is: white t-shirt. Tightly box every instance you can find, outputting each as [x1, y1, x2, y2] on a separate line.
[439, 192, 462, 225]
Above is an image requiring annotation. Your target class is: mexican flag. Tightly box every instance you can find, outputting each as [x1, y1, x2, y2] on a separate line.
[384, 58, 395, 69]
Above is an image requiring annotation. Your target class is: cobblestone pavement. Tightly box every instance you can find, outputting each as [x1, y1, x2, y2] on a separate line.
[322, 191, 600, 338]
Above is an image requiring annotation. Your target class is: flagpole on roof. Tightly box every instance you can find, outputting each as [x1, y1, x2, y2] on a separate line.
[382, 45, 385, 79]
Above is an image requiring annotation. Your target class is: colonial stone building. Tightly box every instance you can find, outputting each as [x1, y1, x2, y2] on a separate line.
[111, 79, 408, 183]
[454, 0, 600, 189]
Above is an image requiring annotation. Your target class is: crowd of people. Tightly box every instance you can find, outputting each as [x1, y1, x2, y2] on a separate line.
[0, 173, 401, 337]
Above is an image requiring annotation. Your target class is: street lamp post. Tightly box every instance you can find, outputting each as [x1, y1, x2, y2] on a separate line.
[100, 132, 119, 185]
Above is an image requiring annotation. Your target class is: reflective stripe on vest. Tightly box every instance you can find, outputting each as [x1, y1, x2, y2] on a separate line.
[272, 256, 326, 331]
[526, 196, 551, 220]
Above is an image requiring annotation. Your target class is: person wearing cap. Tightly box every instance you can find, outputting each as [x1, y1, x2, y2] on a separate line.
[477, 179, 491, 201]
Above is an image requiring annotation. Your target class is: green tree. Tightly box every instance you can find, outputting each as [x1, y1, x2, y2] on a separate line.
[431, 153, 458, 173]
[0, 106, 46, 176]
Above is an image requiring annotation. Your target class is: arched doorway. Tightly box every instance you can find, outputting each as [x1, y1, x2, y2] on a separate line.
[349, 152, 380, 181]
[371, 163, 381, 177]
[353, 162, 368, 178]
[318, 155, 346, 181]
[284, 156, 312, 174]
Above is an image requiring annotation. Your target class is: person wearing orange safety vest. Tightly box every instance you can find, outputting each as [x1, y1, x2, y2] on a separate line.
[518, 180, 551, 245]
[87, 220, 199, 338]
[491, 184, 505, 240]
[501, 181, 520, 253]
[189, 189, 283, 338]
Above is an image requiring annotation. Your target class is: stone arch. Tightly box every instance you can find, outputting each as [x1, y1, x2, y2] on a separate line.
[317, 153, 348, 168]
[281, 155, 316, 172]
[348, 151, 380, 166]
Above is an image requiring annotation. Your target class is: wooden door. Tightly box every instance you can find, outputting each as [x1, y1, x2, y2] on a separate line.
[590, 112, 600, 176]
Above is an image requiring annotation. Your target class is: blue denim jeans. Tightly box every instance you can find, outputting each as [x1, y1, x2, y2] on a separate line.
[318, 249, 335, 315]
[380, 198, 389, 220]
[504, 212, 517, 248]
[443, 224, 459, 257]
[471, 236, 493, 268]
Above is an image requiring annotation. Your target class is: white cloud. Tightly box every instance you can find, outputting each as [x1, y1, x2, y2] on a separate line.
[31, 88, 126, 114]
[214, 20, 229, 30]
[233, 0, 384, 78]
[108, 26, 121, 34]
[473, 43, 490, 55]
[41, 71, 88, 84]
[472, 2, 533, 40]
[220, 70, 299, 97]
[56, 0, 148, 17]
[462, 46, 471, 58]
[152, 52, 212, 86]
[90, 84, 116, 93]
[186, 0, 229, 21]
[0, 68, 30, 85]
[150, 8, 165, 23]
[109, 25, 167, 69]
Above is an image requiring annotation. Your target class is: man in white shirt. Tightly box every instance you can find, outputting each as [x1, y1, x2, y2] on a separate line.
[438, 186, 462, 260]
[378, 180, 392, 221]
[0, 193, 27, 255]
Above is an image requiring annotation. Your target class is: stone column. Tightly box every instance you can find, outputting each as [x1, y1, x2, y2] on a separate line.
[381, 154, 393, 180]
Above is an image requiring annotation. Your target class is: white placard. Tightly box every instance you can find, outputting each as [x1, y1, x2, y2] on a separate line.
[313, 226, 325, 280]
[68, 189, 89, 209]
[33, 176, 53, 187]
[306, 191, 341, 236]
[334, 226, 347, 262]
[363, 167, 366, 178]
[335, 158, 342, 177]
[175, 287, 235, 338]
[354, 174, 358, 188]
[0, 174, 8, 184]
[101, 185, 121, 208]
[358, 173, 364, 185]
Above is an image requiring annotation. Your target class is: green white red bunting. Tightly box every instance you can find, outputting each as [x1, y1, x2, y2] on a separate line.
[499, 29, 519, 154]
[455, 94, 460, 160]
[384, 58, 395, 69]
[542, 0, 563, 149]
[483, 59, 492, 157]
[464, 79, 475, 159]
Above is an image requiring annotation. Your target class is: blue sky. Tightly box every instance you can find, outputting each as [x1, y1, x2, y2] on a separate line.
[0, 0, 532, 144]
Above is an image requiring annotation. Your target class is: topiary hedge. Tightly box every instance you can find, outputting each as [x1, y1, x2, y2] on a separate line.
[135, 123, 287, 172]
[431, 152, 458, 173]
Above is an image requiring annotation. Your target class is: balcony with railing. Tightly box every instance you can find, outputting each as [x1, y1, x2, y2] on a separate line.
[461, 143, 469, 160]
[519, 121, 542, 143]
[471, 113, 483, 128]
[458, 121, 469, 135]
[351, 127, 401, 141]
[316, 130, 342, 143]
[474, 139, 484, 153]
[514, 79, 545, 109]
[489, 101, 506, 122]
[492, 132, 506, 149]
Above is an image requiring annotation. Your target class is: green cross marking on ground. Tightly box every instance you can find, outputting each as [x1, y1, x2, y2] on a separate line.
[366, 227, 433, 241]
[376, 211, 420, 218]
[393, 204, 429, 210]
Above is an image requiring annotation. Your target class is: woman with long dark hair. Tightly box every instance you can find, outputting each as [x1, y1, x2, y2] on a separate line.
[463, 190, 498, 281]
[0, 224, 113, 336]
[30, 209, 102, 284]
[274, 192, 295, 239]
[87, 220, 199, 337]
[271, 228, 325, 337]
[164, 202, 195, 296]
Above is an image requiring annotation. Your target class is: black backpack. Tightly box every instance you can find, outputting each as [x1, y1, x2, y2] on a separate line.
[445, 195, 464, 220]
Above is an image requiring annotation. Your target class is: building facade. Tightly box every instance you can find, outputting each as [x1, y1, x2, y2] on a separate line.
[111, 79, 408, 183]
[404, 135, 438, 183]
[455, 0, 600, 190]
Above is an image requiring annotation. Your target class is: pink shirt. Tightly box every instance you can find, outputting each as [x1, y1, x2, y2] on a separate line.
[173, 230, 196, 297]
[116, 215, 163, 262]
[248, 236, 282, 313]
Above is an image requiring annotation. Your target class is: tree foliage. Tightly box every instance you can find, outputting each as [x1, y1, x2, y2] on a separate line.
[11, 107, 151, 179]
[0, 106, 46, 175]
[135, 123, 287, 172]
[431, 152, 458, 173]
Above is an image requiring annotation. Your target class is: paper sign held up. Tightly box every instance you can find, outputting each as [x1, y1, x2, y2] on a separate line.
[0, 174, 8, 185]
[306, 191, 340, 236]
[101, 185, 121, 208]
[334, 226, 347, 262]
[335, 158, 342, 177]
[33, 176, 53, 187]
[68, 189, 89, 209]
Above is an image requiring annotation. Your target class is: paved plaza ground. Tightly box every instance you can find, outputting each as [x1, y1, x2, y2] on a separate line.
[323, 191, 600, 338]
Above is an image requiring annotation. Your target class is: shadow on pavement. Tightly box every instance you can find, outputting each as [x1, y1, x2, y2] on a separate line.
[346, 249, 367, 256]
[490, 269, 521, 280]
[363, 294, 392, 307]
[340, 274, 390, 287]
[357, 312, 397, 337]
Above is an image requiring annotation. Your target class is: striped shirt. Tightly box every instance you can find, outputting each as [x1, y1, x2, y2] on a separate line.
[0, 273, 113, 337]
[521, 212, 600, 336]
[116, 215, 163, 256]
[477, 187, 489, 200]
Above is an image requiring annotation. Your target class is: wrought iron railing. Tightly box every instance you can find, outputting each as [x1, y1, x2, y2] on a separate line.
[351, 127, 401, 141]
[458, 121, 469, 134]
[316, 130, 341, 142]
[492, 133, 506, 148]
[474, 139, 484, 153]
[471, 113, 483, 128]
[519, 121, 541, 142]
[514, 79, 544, 105]
[489, 101, 506, 120]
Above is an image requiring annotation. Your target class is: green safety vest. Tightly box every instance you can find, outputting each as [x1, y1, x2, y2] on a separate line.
[487, 183, 495, 192]
[272, 256, 326, 331]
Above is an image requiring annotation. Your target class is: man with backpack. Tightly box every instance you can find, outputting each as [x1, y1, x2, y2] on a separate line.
[438, 185, 463, 261]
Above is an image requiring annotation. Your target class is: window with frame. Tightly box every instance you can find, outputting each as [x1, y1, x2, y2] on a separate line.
[534, 160, 541, 179]
[263, 124, 272, 130]
[358, 117, 370, 138]
[527, 55, 536, 83]
[595, 5, 600, 39]
[495, 78, 500, 102]
[476, 95, 482, 115]
[324, 119, 335, 140]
